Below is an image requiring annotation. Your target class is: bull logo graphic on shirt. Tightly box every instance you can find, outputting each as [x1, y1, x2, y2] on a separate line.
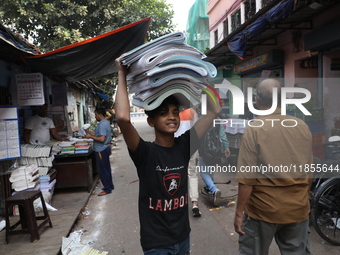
[163, 173, 181, 195]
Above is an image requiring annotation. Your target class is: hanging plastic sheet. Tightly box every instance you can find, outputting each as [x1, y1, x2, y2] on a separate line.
[227, 0, 295, 59]
[22, 17, 151, 82]
[97, 93, 109, 101]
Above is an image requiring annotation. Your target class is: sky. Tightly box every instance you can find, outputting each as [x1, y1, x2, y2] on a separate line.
[165, 0, 197, 31]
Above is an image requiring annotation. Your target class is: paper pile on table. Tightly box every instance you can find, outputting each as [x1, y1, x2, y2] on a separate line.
[74, 141, 91, 154]
[59, 141, 75, 155]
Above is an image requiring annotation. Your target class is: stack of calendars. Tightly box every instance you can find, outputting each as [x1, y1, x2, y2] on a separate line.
[59, 141, 75, 155]
[74, 141, 91, 154]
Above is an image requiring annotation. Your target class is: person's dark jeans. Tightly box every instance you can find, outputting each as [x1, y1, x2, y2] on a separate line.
[95, 146, 114, 193]
[143, 235, 190, 255]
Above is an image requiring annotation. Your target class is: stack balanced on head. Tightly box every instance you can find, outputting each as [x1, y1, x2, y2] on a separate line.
[119, 32, 218, 111]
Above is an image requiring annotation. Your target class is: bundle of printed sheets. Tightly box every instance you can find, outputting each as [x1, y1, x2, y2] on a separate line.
[120, 32, 217, 110]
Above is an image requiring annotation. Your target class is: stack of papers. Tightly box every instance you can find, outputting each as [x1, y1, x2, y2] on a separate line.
[21, 144, 52, 157]
[120, 31, 186, 66]
[120, 32, 217, 111]
[19, 144, 53, 167]
[51, 145, 62, 155]
[74, 141, 91, 154]
[9, 164, 40, 192]
[39, 168, 57, 193]
[59, 141, 75, 155]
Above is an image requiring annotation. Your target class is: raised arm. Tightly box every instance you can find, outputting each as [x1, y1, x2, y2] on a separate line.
[193, 89, 222, 139]
[114, 56, 140, 154]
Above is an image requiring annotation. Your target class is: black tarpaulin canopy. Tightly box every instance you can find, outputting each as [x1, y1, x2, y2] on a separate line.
[22, 17, 151, 82]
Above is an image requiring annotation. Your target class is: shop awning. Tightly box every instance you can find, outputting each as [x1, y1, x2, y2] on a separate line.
[17, 17, 150, 82]
[228, 0, 295, 59]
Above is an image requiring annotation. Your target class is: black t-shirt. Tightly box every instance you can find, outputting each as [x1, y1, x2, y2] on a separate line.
[129, 129, 199, 250]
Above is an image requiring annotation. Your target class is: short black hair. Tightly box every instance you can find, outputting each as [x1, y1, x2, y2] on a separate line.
[145, 95, 179, 118]
[95, 106, 107, 117]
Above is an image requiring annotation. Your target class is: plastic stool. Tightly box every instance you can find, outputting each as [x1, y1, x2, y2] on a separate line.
[5, 190, 53, 243]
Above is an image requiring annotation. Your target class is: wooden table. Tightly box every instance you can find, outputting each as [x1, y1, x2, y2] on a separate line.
[53, 151, 96, 192]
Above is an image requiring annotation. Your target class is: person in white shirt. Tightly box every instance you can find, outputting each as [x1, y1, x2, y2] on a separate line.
[24, 104, 66, 144]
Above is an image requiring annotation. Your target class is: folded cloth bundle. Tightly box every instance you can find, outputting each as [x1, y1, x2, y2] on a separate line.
[127, 43, 205, 79]
[120, 32, 217, 111]
[120, 32, 186, 66]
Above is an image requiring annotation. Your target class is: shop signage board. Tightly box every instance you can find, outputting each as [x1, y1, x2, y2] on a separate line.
[0, 106, 21, 161]
[16, 73, 45, 106]
[233, 53, 269, 74]
[233, 49, 284, 75]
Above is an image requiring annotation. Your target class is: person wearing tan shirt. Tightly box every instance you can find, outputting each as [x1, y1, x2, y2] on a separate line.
[234, 79, 313, 255]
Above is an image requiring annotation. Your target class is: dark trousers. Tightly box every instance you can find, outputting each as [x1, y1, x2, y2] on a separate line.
[239, 214, 311, 255]
[95, 146, 114, 193]
[143, 235, 190, 255]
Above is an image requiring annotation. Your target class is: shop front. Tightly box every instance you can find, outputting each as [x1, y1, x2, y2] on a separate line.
[304, 18, 340, 161]
[233, 49, 284, 92]
[304, 19, 340, 134]
[0, 73, 101, 218]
